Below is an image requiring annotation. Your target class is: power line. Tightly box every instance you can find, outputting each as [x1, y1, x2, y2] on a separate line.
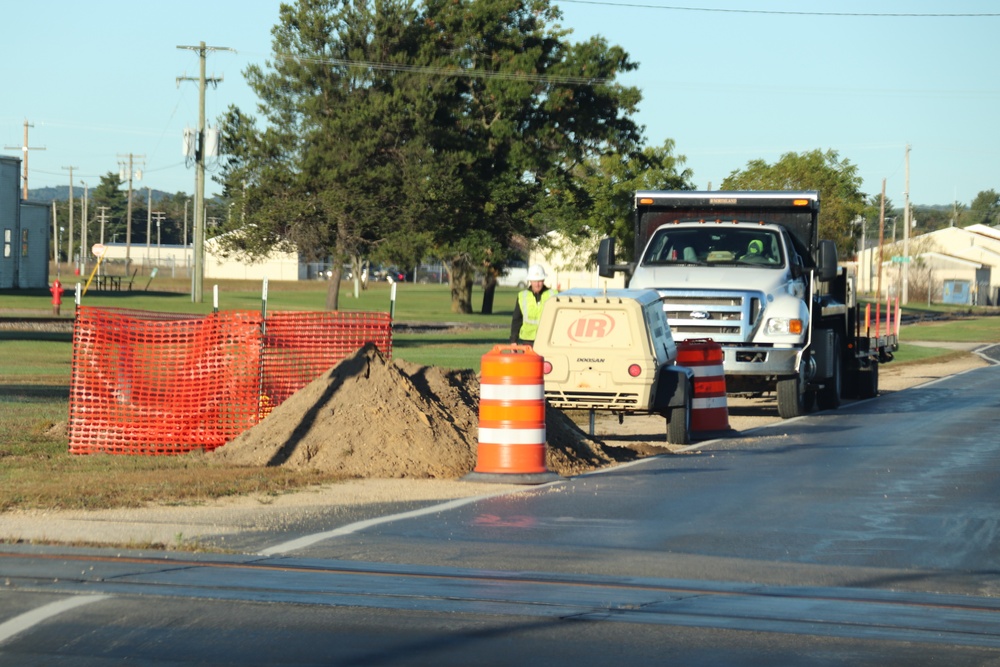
[557, 0, 1000, 18]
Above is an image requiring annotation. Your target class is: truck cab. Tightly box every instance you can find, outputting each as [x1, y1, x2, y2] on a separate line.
[627, 218, 815, 380]
[532, 288, 692, 444]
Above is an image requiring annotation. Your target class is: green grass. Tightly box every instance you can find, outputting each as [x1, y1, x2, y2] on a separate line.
[0, 339, 74, 382]
[394, 329, 509, 371]
[2, 278, 520, 325]
[891, 346, 967, 365]
[893, 312, 999, 364]
[1, 281, 994, 514]
[898, 316, 1000, 344]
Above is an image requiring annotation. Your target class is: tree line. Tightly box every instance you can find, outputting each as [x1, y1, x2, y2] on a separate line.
[43, 172, 229, 259]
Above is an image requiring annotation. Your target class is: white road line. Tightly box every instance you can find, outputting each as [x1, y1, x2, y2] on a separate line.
[260, 487, 548, 556]
[0, 595, 110, 645]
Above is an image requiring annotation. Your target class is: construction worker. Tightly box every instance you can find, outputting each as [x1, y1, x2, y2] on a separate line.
[510, 264, 557, 346]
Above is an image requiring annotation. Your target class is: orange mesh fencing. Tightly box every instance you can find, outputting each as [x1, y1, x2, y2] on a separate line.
[68, 306, 393, 455]
[261, 310, 392, 406]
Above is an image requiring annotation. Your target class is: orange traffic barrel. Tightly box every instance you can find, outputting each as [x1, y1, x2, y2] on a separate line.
[676, 339, 732, 436]
[464, 345, 560, 484]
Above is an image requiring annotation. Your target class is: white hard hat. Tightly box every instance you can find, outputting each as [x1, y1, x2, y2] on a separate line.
[527, 264, 547, 281]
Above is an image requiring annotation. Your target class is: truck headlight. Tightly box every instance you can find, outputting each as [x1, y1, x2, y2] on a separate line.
[765, 318, 803, 335]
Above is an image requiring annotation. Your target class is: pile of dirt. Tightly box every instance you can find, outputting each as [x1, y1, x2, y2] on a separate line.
[212, 343, 635, 478]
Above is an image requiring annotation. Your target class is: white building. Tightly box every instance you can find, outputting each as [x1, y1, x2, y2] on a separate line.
[854, 224, 1000, 306]
[527, 230, 625, 291]
[96, 236, 307, 282]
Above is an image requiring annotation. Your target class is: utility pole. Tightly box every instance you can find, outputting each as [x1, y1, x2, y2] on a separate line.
[902, 144, 911, 305]
[51, 201, 58, 266]
[62, 166, 78, 272]
[146, 187, 153, 264]
[4, 120, 45, 199]
[117, 153, 144, 262]
[177, 41, 233, 303]
[81, 181, 89, 275]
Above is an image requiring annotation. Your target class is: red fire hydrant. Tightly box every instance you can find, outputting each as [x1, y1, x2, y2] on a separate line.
[50, 279, 64, 316]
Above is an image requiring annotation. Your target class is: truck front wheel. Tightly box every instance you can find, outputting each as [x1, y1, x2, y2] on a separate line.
[777, 365, 814, 419]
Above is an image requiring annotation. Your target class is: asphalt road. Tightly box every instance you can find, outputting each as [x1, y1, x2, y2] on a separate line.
[1, 364, 999, 665]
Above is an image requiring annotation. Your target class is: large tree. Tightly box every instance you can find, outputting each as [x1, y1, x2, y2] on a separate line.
[858, 193, 897, 256]
[571, 139, 694, 263]
[216, 0, 643, 313]
[90, 172, 129, 245]
[721, 149, 866, 258]
[216, 0, 429, 310]
[966, 189, 999, 227]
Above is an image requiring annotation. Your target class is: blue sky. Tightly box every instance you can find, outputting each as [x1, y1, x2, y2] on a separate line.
[2, 1, 997, 208]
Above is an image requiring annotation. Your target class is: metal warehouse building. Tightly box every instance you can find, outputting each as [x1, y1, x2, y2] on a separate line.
[0, 155, 49, 289]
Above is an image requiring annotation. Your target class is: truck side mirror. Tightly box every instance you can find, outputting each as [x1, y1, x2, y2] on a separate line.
[597, 237, 616, 278]
[816, 239, 838, 282]
[598, 237, 635, 280]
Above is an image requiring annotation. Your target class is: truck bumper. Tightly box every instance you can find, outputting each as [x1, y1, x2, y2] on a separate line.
[722, 345, 802, 377]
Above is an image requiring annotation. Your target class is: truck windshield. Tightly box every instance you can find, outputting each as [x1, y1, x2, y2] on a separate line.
[642, 225, 784, 267]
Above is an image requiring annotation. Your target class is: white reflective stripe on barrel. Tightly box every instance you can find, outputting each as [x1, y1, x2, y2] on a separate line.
[480, 384, 546, 401]
[477, 427, 547, 445]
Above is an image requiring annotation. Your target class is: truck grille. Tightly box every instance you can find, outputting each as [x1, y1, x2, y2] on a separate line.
[544, 390, 640, 411]
[658, 290, 763, 343]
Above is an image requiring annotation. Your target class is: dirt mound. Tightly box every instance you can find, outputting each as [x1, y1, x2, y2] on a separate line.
[213, 343, 635, 478]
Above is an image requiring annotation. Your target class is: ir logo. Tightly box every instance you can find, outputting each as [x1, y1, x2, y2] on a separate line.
[567, 315, 616, 342]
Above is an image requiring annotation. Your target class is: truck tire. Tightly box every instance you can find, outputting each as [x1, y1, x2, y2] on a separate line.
[667, 391, 691, 445]
[777, 365, 814, 419]
[857, 360, 879, 399]
[816, 336, 842, 411]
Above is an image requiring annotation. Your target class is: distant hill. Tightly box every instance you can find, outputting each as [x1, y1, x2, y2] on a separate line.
[27, 186, 180, 204]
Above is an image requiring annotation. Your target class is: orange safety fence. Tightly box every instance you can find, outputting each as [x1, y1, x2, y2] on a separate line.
[68, 306, 392, 455]
[261, 310, 393, 408]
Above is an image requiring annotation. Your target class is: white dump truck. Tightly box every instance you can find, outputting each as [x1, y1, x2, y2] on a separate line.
[532, 288, 693, 444]
[597, 190, 898, 419]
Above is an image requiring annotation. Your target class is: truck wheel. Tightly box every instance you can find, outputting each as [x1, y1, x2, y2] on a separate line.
[816, 337, 842, 410]
[667, 391, 691, 445]
[777, 365, 813, 419]
[857, 360, 879, 399]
